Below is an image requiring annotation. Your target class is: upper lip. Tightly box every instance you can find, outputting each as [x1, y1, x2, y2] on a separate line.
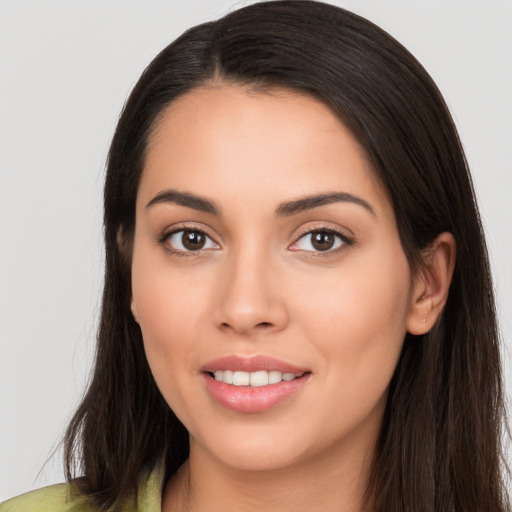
[201, 355, 309, 374]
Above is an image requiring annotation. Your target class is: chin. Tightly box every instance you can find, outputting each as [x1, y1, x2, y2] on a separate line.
[211, 445, 308, 473]
[190, 420, 327, 473]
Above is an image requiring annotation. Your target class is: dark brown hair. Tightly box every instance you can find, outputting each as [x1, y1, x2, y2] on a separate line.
[64, 1, 510, 510]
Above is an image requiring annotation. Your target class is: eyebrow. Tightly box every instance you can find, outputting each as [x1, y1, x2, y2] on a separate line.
[275, 192, 375, 217]
[145, 189, 375, 217]
[146, 189, 220, 215]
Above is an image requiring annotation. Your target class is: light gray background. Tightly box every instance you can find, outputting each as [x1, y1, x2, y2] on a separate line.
[1, 0, 511, 501]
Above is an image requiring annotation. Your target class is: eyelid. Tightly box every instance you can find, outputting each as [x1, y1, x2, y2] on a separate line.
[288, 224, 354, 253]
[156, 221, 353, 256]
[158, 222, 221, 254]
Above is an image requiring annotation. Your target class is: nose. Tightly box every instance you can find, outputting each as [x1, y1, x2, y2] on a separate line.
[214, 248, 288, 336]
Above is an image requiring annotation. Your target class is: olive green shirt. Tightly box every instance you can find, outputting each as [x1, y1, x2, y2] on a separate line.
[0, 468, 163, 512]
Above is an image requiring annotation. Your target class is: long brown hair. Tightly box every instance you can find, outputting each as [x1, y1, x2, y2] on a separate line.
[64, 1, 510, 510]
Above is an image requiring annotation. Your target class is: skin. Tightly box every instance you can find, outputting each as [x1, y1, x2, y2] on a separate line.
[130, 85, 455, 511]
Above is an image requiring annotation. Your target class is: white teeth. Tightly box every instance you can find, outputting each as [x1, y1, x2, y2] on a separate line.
[268, 370, 282, 384]
[212, 370, 302, 386]
[232, 371, 250, 386]
[249, 371, 269, 387]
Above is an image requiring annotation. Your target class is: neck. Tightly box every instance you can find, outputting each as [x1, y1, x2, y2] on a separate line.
[163, 436, 375, 512]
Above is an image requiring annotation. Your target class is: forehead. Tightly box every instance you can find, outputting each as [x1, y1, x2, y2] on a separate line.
[138, 85, 390, 220]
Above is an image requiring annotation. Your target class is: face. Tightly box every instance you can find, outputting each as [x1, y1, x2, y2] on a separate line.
[131, 85, 417, 473]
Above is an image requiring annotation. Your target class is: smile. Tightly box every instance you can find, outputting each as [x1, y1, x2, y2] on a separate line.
[201, 356, 311, 413]
[213, 370, 302, 388]
[211, 370, 303, 387]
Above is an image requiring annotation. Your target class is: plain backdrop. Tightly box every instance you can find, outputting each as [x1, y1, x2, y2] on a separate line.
[1, 0, 511, 501]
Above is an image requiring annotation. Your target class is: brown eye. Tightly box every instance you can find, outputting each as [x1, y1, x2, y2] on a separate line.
[311, 231, 335, 251]
[182, 231, 206, 250]
[166, 229, 219, 252]
[293, 229, 347, 252]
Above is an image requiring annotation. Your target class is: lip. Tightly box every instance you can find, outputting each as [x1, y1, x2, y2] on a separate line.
[201, 355, 311, 413]
[201, 355, 308, 374]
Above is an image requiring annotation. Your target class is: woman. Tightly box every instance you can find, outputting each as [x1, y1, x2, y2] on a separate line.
[1, 1, 509, 510]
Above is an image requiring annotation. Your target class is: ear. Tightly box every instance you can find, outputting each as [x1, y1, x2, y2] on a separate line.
[117, 226, 139, 324]
[117, 226, 133, 263]
[406, 232, 456, 335]
[131, 297, 140, 324]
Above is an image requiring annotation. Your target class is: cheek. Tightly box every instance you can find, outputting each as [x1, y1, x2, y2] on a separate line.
[317, 241, 409, 328]
[293, 247, 411, 396]
[130, 247, 211, 393]
[132, 237, 213, 333]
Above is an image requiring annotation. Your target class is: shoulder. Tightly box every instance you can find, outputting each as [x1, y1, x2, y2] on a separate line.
[1, 464, 164, 512]
[0, 482, 90, 512]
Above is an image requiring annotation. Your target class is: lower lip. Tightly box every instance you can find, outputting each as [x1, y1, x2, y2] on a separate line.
[203, 373, 310, 413]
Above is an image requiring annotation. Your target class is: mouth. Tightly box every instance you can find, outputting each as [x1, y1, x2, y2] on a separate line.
[207, 369, 306, 387]
[201, 355, 311, 413]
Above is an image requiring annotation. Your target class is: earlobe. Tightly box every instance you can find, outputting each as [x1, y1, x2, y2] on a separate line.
[406, 232, 456, 335]
[131, 298, 140, 324]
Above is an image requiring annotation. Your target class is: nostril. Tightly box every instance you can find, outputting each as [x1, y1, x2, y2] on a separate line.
[220, 321, 273, 329]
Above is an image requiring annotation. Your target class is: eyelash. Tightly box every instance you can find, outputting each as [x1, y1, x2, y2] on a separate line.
[158, 225, 354, 257]
[289, 227, 354, 256]
[158, 224, 219, 258]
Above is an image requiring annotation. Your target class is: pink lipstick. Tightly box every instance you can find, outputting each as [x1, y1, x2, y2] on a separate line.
[201, 355, 311, 413]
